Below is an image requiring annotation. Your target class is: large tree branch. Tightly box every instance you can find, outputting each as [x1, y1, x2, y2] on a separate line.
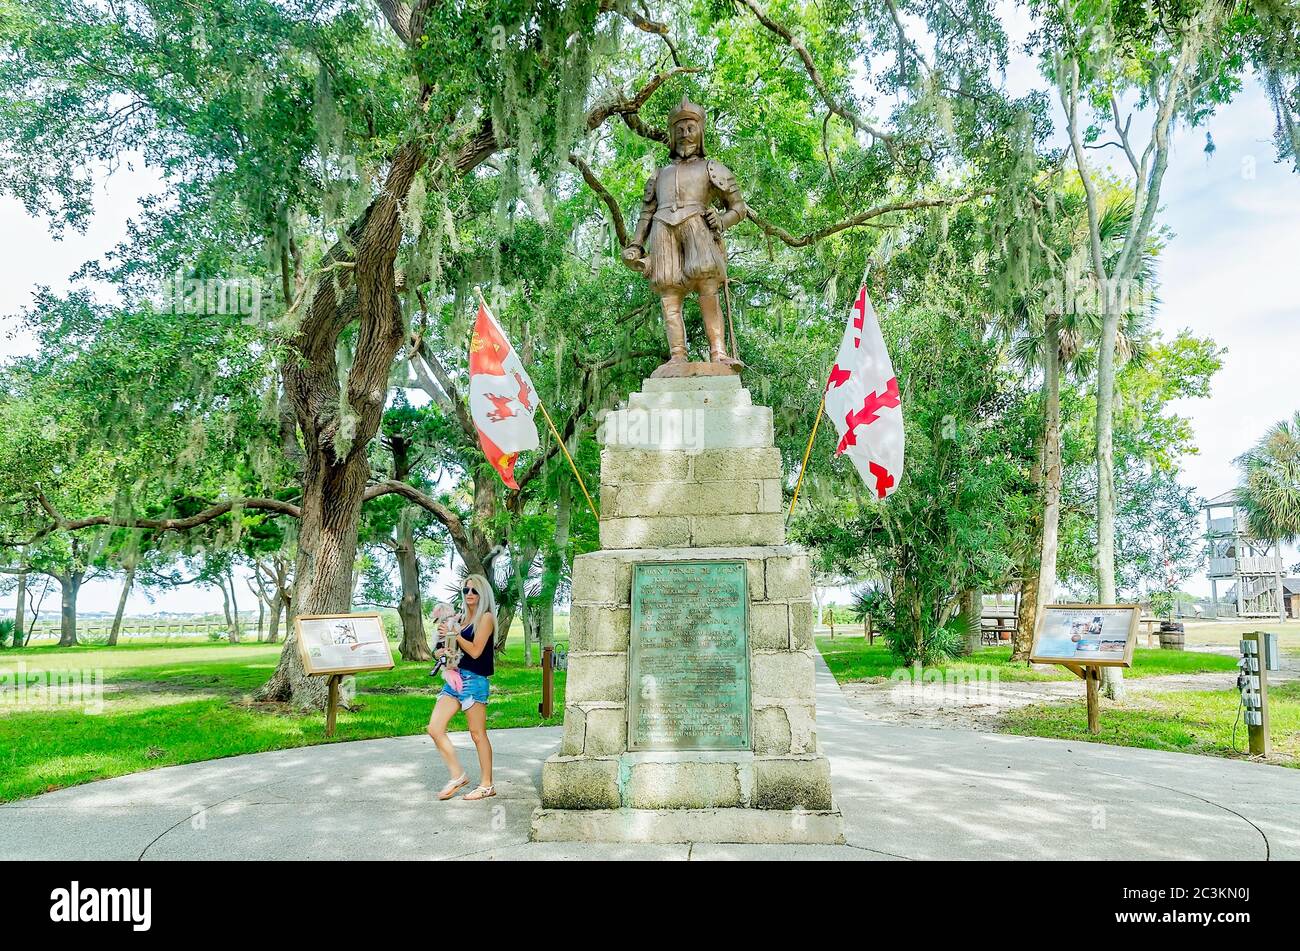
[376, 0, 438, 46]
[598, 0, 669, 36]
[376, 0, 414, 43]
[364, 480, 485, 576]
[746, 192, 987, 247]
[739, 0, 897, 149]
[34, 489, 301, 534]
[569, 154, 629, 246]
[585, 66, 702, 135]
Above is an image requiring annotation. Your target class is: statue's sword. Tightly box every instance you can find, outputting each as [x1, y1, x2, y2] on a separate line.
[714, 224, 740, 362]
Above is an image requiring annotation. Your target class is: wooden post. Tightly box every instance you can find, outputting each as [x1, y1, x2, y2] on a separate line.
[867, 614, 874, 644]
[1241, 632, 1271, 758]
[1085, 665, 1100, 735]
[539, 645, 554, 719]
[325, 674, 342, 738]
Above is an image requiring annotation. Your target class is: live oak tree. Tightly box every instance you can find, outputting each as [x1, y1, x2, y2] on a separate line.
[2, 0, 638, 705]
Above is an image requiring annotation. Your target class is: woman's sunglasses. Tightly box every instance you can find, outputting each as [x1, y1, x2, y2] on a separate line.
[462, 587, 476, 595]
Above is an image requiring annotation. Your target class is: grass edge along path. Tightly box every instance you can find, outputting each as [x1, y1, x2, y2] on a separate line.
[815, 635, 1299, 769]
[0, 639, 564, 803]
[1000, 681, 1300, 769]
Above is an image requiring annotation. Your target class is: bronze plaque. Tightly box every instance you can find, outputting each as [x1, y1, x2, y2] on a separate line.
[628, 560, 750, 751]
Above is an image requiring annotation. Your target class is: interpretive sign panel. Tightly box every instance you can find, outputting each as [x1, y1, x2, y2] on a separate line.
[1030, 604, 1140, 668]
[295, 613, 395, 676]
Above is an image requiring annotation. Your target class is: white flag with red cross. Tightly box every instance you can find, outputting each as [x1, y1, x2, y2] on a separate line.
[823, 285, 904, 499]
[468, 299, 539, 489]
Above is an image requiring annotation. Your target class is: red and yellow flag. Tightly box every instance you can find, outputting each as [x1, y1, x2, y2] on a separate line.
[468, 300, 539, 489]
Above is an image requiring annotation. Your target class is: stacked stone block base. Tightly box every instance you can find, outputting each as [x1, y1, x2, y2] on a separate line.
[531, 376, 843, 844]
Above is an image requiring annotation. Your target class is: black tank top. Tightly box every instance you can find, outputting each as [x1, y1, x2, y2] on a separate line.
[458, 620, 494, 677]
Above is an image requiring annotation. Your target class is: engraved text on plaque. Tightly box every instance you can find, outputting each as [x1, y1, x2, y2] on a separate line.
[628, 560, 750, 751]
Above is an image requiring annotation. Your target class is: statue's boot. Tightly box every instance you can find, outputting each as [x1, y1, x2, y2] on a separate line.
[701, 288, 744, 368]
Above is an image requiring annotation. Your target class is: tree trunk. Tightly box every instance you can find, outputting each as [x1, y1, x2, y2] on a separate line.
[12, 561, 26, 649]
[396, 510, 431, 661]
[256, 592, 266, 642]
[23, 575, 50, 646]
[388, 432, 431, 662]
[958, 589, 982, 656]
[108, 560, 136, 647]
[1013, 567, 1037, 662]
[258, 141, 425, 708]
[1037, 314, 1063, 616]
[267, 555, 290, 644]
[226, 568, 242, 643]
[1095, 305, 1124, 699]
[1276, 540, 1286, 623]
[280, 585, 293, 640]
[58, 572, 82, 647]
[1014, 315, 1063, 662]
[219, 574, 238, 643]
[268, 589, 284, 644]
[261, 451, 371, 708]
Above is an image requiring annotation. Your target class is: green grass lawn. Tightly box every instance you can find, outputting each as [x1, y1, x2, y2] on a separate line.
[815, 636, 1240, 683]
[0, 638, 565, 803]
[1001, 681, 1300, 768]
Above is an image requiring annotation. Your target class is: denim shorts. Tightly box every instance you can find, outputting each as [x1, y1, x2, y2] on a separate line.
[440, 669, 490, 710]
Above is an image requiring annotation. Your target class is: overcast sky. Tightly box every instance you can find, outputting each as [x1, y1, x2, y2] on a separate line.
[2, 23, 1297, 613]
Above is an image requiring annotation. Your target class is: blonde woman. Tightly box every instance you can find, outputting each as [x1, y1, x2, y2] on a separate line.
[427, 574, 497, 801]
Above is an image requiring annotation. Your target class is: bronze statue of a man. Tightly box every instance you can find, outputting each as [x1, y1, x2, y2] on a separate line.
[622, 96, 747, 375]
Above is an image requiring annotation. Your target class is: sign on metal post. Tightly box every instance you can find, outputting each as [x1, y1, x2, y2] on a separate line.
[1240, 632, 1271, 758]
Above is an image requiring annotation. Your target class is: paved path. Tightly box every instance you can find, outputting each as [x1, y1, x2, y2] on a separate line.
[4, 659, 1298, 860]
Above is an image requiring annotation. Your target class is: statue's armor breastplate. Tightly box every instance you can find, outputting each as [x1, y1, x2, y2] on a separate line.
[652, 159, 713, 227]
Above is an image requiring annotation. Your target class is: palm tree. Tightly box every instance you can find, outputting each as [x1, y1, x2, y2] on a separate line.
[1237, 413, 1300, 544]
[1236, 414, 1300, 621]
[1000, 184, 1156, 667]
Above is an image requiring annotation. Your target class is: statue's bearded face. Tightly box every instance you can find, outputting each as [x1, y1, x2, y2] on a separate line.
[672, 117, 701, 157]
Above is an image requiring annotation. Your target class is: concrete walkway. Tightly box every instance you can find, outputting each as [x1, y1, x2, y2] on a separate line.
[3, 659, 1298, 860]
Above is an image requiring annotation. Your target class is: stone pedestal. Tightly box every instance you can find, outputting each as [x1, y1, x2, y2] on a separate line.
[530, 376, 843, 844]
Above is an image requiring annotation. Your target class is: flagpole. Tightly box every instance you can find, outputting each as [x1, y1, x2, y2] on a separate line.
[787, 393, 826, 519]
[473, 286, 599, 522]
[537, 399, 599, 522]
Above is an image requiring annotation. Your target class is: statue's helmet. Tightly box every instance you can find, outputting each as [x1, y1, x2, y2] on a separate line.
[668, 96, 707, 158]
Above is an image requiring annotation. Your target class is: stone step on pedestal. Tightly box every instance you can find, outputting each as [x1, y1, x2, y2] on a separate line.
[640, 375, 743, 393]
[530, 806, 846, 845]
[626, 388, 753, 411]
[598, 404, 773, 451]
[600, 374, 772, 452]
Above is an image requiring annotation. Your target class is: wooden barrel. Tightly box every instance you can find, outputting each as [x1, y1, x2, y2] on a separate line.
[1159, 621, 1185, 651]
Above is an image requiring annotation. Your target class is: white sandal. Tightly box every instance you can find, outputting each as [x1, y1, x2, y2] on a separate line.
[463, 784, 496, 801]
[437, 774, 469, 800]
